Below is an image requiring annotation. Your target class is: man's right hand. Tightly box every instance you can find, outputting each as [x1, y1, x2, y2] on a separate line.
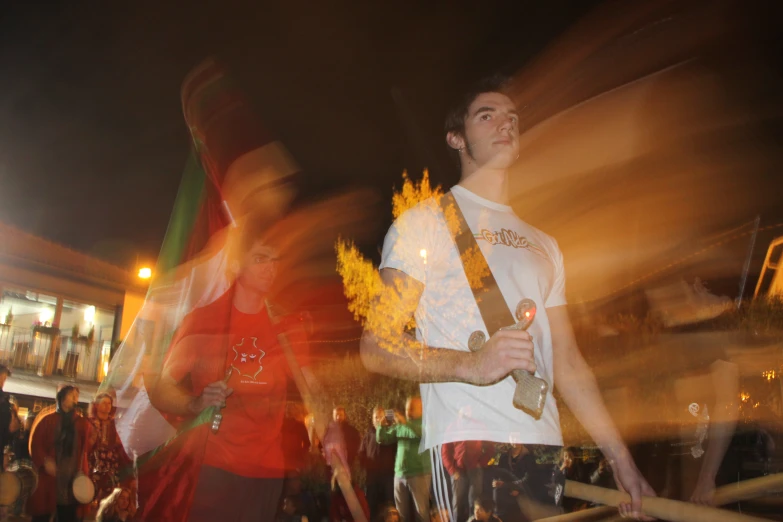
[189, 380, 233, 414]
[464, 329, 536, 385]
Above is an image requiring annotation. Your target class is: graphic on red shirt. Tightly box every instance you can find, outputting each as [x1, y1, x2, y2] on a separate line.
[229, 336, 267, 382]
[162, 288, 310, 478]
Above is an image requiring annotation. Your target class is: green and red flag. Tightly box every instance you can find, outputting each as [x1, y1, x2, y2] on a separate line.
[99, 58, 303, 521]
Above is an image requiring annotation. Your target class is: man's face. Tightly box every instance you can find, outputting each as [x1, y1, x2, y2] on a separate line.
[450, 92, 519, 171]
[0, 371, 8, 389]
[333, 408, 346, 423]
[61, 389, 79, 412]
[282, 498, 295, 515]
[474, 504, 490, 522]
[373, 408, 385, 427]
[405, 397, 422, 420]
[237, 240, 279, 294]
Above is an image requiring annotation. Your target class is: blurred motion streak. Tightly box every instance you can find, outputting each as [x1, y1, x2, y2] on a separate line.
[99, 58, 378, 521]
[504, 0, 783, 304]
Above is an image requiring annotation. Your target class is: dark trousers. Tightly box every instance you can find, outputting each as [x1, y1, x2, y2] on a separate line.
[451, 468, 483, 522]
[188, 465, 285, 522]
[365, 471, 395, 514]
[31, 504, 79, 522]
[489, 445, 565, 522]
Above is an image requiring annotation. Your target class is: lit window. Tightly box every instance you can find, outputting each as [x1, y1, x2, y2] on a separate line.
[84, 306, 96, 324]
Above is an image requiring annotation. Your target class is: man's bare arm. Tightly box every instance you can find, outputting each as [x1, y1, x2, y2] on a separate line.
[360, 267, 535, 384]
[147, 337, 231, 417]
[148, 372, 231, 417]
[549, 305, 655, 520]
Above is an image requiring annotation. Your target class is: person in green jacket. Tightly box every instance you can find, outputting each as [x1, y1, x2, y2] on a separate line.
[377, 396, 431, 522]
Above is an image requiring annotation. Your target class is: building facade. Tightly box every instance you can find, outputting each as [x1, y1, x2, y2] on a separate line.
[0, 222, 146, 412]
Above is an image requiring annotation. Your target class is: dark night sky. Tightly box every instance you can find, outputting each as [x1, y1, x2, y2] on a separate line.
[1, 0, 781, 275]
[0, 0, 600, 267]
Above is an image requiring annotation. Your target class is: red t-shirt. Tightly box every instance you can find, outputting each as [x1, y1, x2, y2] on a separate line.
[164, 291, 309, 478]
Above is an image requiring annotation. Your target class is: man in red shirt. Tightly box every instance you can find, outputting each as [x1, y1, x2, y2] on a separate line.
[145, 217, 315, 522]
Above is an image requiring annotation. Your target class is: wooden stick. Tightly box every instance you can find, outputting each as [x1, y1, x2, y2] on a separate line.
[536, 505, 617, 521]
[713, 473, 783, 506]
[277, 328, 367, 522]
[564, 480, 769, 522]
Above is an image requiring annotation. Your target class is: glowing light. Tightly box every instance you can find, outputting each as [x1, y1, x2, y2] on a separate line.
[38, 309, 53, 324]
[740, 392, 750, 403]
[104, 361, 109, 375]
[138, 267, 152, 279]
[762, 370, 777, 382]
[420, 249, 428, 265]
[84, 305, 95, 324]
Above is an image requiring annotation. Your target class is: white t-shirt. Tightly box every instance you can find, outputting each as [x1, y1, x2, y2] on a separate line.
[380, 184, 566, 450]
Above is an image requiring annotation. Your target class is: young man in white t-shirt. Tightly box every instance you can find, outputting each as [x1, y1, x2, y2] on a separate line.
[360, 76, 655, 520]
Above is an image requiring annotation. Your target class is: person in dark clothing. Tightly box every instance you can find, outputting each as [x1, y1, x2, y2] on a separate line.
[467, 497, 502, 522]
[282, 403, 311, 474]
[322, 407, 361, 482]
[490, 444, 533, 522]
[590, 457, 615, 489]
[27, 384, 91, 522]
[359, 407, 396, 515]
[278, 495, 309, 522]
[0, 365, 19, 471]
[489, 444, 568, 521]
[280, 471, 320, 522]
[11, 414, 33, 464]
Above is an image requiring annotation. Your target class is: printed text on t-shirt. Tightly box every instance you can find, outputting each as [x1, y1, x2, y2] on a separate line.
[478, 228, 549, 260]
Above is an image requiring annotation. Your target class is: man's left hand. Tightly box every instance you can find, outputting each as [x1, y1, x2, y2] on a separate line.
[612, 454, 656, 520]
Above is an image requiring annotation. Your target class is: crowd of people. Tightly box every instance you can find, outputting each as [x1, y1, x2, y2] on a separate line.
[0, 365, 135, 522]
[269, 401, 614, 522]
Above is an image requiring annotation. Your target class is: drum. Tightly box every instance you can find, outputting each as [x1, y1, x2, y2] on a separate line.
[6, 461, 39, 515]
[72, 472, 95, 504]
[0, 471, 21, 506]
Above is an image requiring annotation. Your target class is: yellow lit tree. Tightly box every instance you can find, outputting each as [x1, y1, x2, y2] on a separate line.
[336, 170, 442, 329]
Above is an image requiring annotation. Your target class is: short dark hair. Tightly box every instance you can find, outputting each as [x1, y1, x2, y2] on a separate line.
[474, 495, 495, 513]
[444, 74, 512, 168]
[0, 364, 11, 377]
